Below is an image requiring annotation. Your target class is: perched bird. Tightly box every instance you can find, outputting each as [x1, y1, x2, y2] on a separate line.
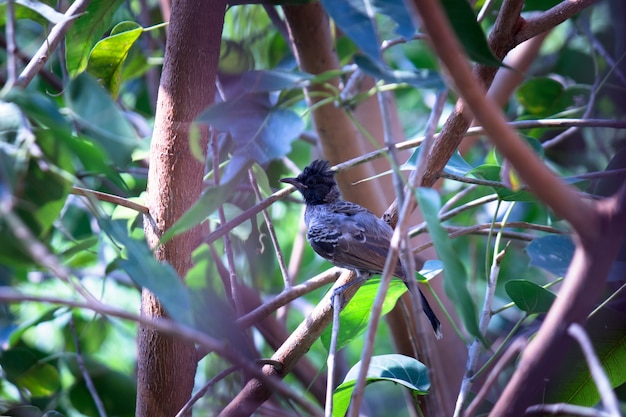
[281, 159, 442, 338]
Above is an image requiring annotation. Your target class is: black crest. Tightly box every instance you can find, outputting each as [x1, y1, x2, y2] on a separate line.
[281, 159, 340, 205]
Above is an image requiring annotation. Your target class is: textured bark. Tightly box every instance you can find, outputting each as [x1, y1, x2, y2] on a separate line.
[136, 1, 226, 416]
[282, 2, 385, 209]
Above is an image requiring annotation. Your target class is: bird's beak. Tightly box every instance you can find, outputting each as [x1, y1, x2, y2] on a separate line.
[280, 177, 306, 189]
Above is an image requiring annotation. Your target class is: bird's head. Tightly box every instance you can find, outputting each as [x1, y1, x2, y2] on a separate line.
[280, 159, 341, 205]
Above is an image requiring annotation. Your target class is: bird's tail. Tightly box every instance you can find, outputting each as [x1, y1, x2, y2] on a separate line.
[419, 289, 443, 339]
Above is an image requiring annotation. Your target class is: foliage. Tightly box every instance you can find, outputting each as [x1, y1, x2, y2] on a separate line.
[0, 0, 624, 416]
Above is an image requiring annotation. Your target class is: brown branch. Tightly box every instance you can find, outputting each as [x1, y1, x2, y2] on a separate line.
[0, 289, 321, 416]
[410, 0, 597, 240]
[515, 0, 600, 45]
[407, 1, 624, 416]
[72, 187, 149, 214]
[136, 1, 226, 416]
[489, 181, 626, 416]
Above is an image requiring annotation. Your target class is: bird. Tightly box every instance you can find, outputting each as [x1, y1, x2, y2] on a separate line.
[281, 159, 442, 338]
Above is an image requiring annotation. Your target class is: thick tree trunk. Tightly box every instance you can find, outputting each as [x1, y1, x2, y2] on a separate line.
[136, 1, 226, 416]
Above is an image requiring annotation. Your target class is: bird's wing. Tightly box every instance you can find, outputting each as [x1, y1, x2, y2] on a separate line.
[306, 202, 405, 277]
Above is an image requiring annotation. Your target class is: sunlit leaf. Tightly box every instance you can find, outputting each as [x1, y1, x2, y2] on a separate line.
[87, 21, 144, 98]
[66, 0, 126, 77]
[320, 279, 407, 351]
[333, 354, 429, 417]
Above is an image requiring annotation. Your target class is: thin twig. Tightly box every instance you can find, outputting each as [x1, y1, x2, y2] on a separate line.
[175, 366, 238, 417]
[15, 0, 91, 88]
[206, 119, 626, 247]
[72, 187, 149, 214]
[248, 169, 291, 288]
[211, 134, 243, 316]
[236, 269, 342, 330]
[463, 337, 528, 417]
[70, 317, 108, 417]
[0, 289, 322, 416]
[326, 294, 342, 417]
[567, 323, 621, 417]
[4, 0, 18, 88]
[0, 196, 97, 303]
[526, 403, 611, 417]
[454, 202, 513, 417]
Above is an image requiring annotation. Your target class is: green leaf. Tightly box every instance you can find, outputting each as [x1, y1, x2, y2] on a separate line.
[516, 78, 589, 118]
[470, 164, 538, 202]
[160, 184, 231, 243]
[8, 307, 64, 347]
[440, 0, 501, 66]
[415, 188, 480, 337]
[219, 39, 255, 75]
[14, 0, 68, 24]
[526, 235, 574, 277]
[208, 203, 251, 241]
[354, 55, 443, 89]
[333, 354, 430, 417]
[197, 93, 303, 184]
[0, 129, 73, 265]
[0, 348, 60, 397]
[87, 21, 144, 98]
[505, 280, 556, 314]
[65, 73, 139, 167]
[68, 361, 135, 417]
[544, 306, 626, 407]
[320, 279, 407, 351]
[99, 219, 194, 327]
[66, 0, 126, 77]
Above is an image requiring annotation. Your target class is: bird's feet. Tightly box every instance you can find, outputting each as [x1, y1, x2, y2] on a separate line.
[329, 273, 368, 309]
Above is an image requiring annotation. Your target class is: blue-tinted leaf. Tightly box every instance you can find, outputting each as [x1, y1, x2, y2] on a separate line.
[526, 235, 574, 277]
[321, 0, 381, 64]
[405, 145, 473, 177]
[415, 188, 479, 337]
[197, 94, 303, 184]
[355, 55, 443, 88]
[505, 280, 556, 314]
[65, 73, 139, 167]
[418, 260, 443, 281]
[373, 0, 415, 39]
[240, 70, 312, 92]
[15, 0, 68, 24]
